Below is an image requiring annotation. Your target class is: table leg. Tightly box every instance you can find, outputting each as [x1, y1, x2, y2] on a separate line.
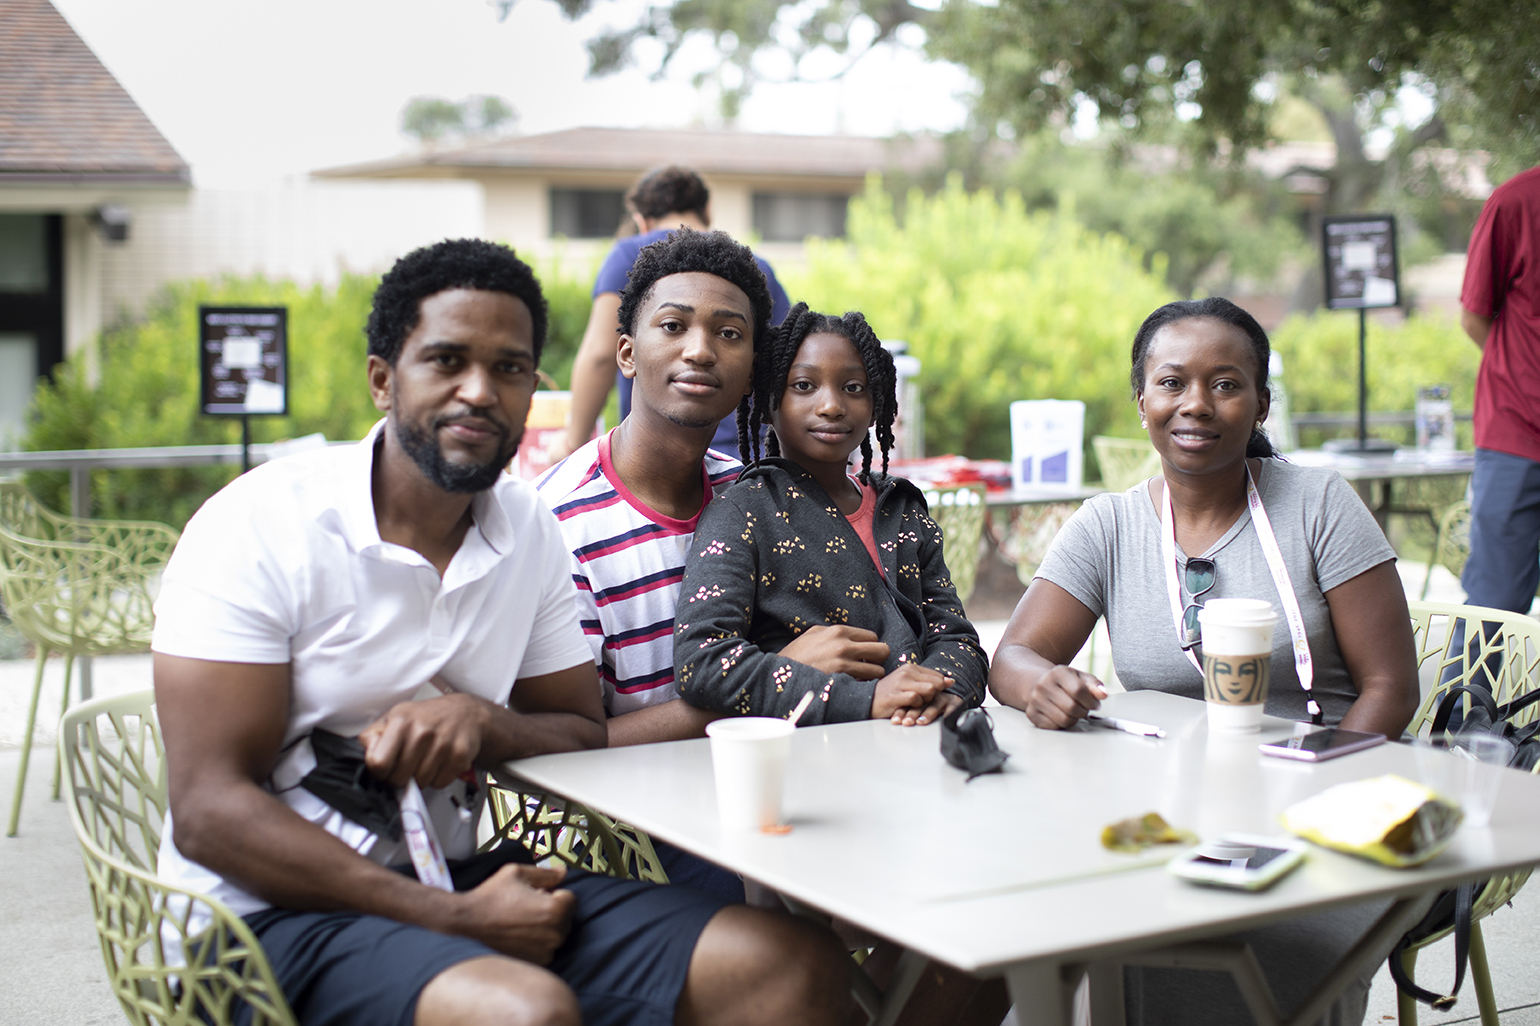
[1106, 894, 1432, 1026]
[1086, 961, 1125, 1026]
[1351, 479, 1391, 532]
[871, 949, 929, 1026]
[1004, 960, 1077, 1026]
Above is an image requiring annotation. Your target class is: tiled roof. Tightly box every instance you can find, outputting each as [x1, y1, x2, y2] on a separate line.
[314, 126, 943, 181]
[0, 0, 189, 181]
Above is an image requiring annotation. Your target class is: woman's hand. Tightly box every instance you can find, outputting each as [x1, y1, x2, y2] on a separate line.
[1020, 666, 1106, 730]
[989, 578, 1103, 729]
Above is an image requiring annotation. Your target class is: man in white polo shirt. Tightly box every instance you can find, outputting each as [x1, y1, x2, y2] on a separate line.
[151, 239, 849, 1026]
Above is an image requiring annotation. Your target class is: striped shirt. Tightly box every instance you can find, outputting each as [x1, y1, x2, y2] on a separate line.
[536, 431, 740, 716]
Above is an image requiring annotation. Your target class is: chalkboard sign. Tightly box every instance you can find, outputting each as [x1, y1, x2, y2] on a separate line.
[1322, 215, 1399, 310]
[199, 306, 288, 416]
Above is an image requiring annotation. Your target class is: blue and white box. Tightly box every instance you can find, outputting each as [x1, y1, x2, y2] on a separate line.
[1010, 399, 1085, 492]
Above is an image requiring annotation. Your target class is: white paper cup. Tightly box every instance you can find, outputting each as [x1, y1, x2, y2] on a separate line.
[706, 718, 795, 830]
[1198, 599, 1278, 734]
[1414, 733, 1515, 828]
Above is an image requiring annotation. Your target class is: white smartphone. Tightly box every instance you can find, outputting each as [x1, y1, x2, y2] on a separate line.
[1258, 726, 1387, 762]
[1168, 835, 1308, 891]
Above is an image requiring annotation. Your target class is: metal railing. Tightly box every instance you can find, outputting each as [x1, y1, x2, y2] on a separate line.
[1291, 411, 1472, 428]
[0, 414, 1475, 518]
[0, 443, 289, 519]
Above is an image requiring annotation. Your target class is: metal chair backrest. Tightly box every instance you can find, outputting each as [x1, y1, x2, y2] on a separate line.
[1399, 603, 1540, 966]
[1406, 601, 1540, 734]
[0, 479, 56, 539]
[0, 521, 162, 656]
[1092, 436, 1161, 493]
[60, 690, 296, 1026]
[485, 784, 669, 884]
[0, 482, 178, 656]
[0, 479, 179, 559]
[922, 484, 986, 604]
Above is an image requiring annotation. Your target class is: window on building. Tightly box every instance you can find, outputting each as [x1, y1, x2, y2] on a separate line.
[751, 193, 850, 242]
[550, 189, 627, 238]
[0, 213, 62, 447]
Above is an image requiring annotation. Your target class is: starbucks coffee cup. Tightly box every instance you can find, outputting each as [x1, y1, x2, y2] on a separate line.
[1197, 599, 1278, 733]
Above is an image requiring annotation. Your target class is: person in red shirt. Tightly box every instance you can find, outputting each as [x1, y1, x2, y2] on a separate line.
[1460, 164, 1540, 612]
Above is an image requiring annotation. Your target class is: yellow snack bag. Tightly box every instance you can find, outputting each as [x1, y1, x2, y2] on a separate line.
[1281, 775, 1463, 867]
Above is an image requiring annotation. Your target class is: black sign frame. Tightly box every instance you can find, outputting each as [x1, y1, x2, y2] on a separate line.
[1321, 214, 1400, 310]
[199, 305, 289, 417]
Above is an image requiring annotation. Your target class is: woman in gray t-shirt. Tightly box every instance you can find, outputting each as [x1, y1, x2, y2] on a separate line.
[991, 298, 1418, 736]
[990, 298, 1420, 1026]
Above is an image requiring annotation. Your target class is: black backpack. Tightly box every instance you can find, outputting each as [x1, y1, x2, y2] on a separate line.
[1389, 683, 1540, 1009]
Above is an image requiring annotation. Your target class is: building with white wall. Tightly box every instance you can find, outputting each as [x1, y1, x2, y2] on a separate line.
[0, 0, 487, 449]
[0, 0, 190, 444]
[314, 126, 943, 275]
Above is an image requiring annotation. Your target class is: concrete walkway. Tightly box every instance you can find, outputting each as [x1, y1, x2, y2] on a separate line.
[3, 562, 1538, 1025]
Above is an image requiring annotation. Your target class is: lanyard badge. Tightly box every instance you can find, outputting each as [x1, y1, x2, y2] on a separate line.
[1162, 467, 1321, 725]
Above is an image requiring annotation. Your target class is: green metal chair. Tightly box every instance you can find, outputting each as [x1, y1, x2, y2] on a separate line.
[483, 779, 669, 883]
[1398, 602, 1540, 1026]
[1420, 500, 1472, 601]
[1092, 435, 1161, 493]
[60, 692, 676, 1025]
[1417, 499, 1540, 603]
[992, 500, 1082, 587]
[1, 484, 178, 836]
[922, 484, 986, 604]
[60, 690, 297, 1026]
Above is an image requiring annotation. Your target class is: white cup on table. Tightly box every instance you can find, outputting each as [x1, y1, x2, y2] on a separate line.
[1198, 598, 1278, 734]
[706, 718, 795, 830]
[1414, 733, 1515, 828]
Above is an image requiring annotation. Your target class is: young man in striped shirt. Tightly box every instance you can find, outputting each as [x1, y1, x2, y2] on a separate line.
[536, 229, 766, 750]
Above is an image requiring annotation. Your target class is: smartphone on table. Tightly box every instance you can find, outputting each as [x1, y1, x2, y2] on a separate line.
[1258, 727, 1386, 762]
[1168, 834, 1308, 891]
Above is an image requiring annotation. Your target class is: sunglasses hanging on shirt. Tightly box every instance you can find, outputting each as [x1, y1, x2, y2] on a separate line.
[1179, 557, 1217, 651]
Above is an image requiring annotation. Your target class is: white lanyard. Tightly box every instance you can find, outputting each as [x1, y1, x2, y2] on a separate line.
[1161, 466, 1320, 723]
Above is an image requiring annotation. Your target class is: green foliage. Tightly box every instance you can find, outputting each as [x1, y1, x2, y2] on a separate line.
[783, 176, 1174, 461]
[562, 0, 1539, 166]
[998, 136, 1307, 296]
[1271, 310, 1481, 448]
[23, 262, 592, 528]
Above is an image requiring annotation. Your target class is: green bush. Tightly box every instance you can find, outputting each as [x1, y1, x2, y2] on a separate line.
[784, 175, 1175, 461]
[23, 262, 592, 528]
[1271, 310, 1480, 448]
[998, 137, 1309, 297]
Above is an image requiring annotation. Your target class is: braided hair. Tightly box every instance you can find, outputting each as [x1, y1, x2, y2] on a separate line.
[738, 302, 898, 484]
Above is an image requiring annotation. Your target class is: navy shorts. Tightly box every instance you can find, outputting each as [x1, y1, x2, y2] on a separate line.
[650, 838, 745, 903]
[238, 844, 728, 1026]
[1462, 448, 1540, 612]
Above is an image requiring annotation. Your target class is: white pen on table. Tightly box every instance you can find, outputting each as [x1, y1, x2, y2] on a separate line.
[1085, 713, 1166, 739]
[786, 691, 815, 725]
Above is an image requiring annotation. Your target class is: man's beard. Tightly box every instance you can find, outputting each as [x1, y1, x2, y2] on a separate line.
[395, 412, 520, 493]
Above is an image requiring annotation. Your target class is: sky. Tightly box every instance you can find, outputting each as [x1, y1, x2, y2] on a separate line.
[51, 0, 975, 189]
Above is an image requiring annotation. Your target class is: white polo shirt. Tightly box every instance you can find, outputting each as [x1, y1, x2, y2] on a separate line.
[151, 420, 592, 921]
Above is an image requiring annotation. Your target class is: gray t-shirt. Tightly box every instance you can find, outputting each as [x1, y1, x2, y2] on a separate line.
[1035, 459, 1397, 724]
